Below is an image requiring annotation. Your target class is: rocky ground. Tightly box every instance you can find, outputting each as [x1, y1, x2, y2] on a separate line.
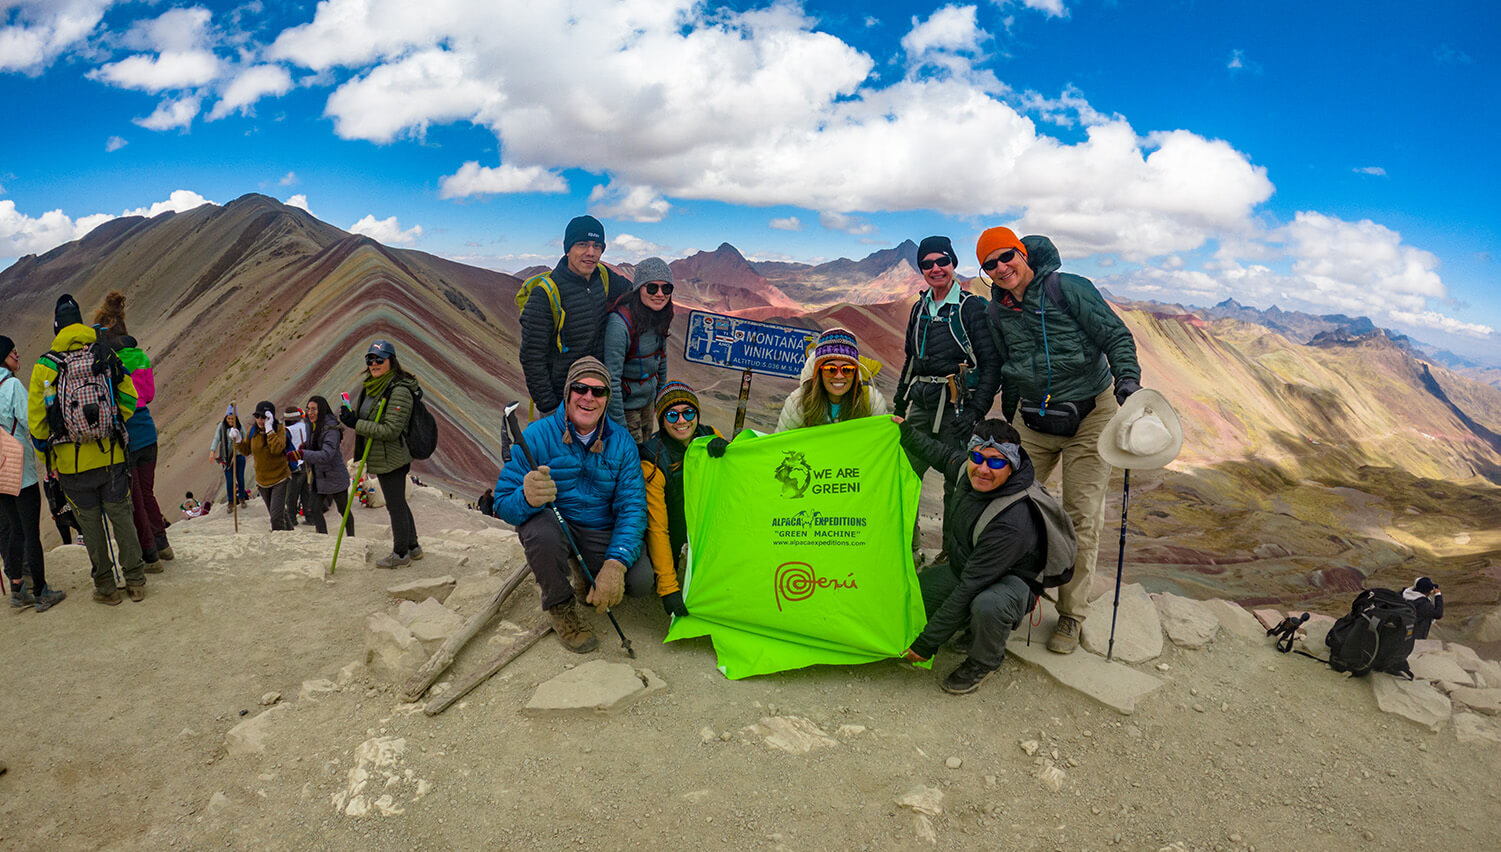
[2, 486, 1500, 852]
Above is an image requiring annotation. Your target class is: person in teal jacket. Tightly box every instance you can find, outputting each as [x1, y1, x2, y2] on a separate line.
[1, 334, 66, 611]
[980, 227, 1141, 655]
[602, 256, 673, 443]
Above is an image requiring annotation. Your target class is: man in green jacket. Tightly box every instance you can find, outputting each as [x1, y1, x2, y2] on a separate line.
[980, 228, 1141, 654]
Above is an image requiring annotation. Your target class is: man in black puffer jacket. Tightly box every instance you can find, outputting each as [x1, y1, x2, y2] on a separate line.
[899, 416, 1045, 695]
[519, 215, 618, 415]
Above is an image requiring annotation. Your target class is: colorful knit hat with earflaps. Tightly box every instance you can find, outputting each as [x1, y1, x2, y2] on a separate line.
[654, 381, 699, 422]
[811, 327, 860, 372]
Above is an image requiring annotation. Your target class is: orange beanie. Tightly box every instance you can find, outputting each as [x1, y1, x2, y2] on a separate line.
[976, 227, 1027, 266]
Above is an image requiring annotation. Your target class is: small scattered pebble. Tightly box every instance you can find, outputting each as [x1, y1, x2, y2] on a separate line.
[945, 756, 962, 770]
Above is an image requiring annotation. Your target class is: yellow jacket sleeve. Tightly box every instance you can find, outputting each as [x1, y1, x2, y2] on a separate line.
[640, 459, 678, 596]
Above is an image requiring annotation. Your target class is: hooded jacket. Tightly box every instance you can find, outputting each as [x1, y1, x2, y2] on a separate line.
[493, 406, 647, 567]
[986, 235, 1140, 419]
[27, 324, 138, 475]
[352, 375, 417, 476]
[900, 424, 1043, 659]
[116, 339, 157, 452]
[519, 259, 614, 414]
[774, 350, 890, 433]
[1, 364, 37, 489]
[300, 415, 351, 496]
[602, 303, 669, 422]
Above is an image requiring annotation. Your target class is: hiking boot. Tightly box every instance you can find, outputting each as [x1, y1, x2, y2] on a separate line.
[1047, 615, 1081, 654]
[548, 599, 598, 654]
[375, 552, 411, 569]
[408, 545, 424, 561]
[10, 584, 35, 609]
[143, 560, 164, 574]
[157, 544, 175, 561]
[34, 586, 66, 613]
[941, 658, 998, 695]
[93, 588, 123, 606]
[126, 584, 146, 603]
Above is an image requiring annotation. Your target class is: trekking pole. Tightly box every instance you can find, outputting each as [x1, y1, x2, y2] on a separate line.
[1105, 470, 1130, 662]
[504, 401, 634, 658]
[329, 396, 386, 575]
[99, 497, 127, 592]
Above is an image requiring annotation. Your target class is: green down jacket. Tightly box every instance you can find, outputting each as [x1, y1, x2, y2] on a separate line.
[353, 377, 416, 475]
[985, 235, 1140, 419]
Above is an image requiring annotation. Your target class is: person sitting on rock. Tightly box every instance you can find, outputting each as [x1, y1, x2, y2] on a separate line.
[1403, 577, 1444, 640]
[637, 381, 720, 619]
[897, 416, 1050, 694]
[494, 357, 648, 653]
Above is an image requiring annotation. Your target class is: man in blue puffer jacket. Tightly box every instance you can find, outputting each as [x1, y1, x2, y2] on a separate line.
[495, 356, 647, 653]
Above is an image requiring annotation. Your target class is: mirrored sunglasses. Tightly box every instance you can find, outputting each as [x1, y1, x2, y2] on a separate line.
[663, 407, 697, 424]
[980, 248, 1022, 272]
[821, 364, 856, 377]
[918, 256, 953, 271]
[969, 450, 1010, 470]
[569, 382, 610, 398]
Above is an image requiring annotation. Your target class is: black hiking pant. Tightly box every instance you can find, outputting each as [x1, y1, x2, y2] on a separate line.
[377, 464, 418, 556]
[0, 484, 46, 591]
[313, 491, 353, 537]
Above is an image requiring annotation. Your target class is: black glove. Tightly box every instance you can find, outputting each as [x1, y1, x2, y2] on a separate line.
[1114, 377, 1142, 407]
[705, 437, 729, 458]
[339, 406, 358, 428]
[661, 591, 689, 617]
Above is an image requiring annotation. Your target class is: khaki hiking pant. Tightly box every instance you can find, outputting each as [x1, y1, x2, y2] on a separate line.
[1014, 386, 1118, 623]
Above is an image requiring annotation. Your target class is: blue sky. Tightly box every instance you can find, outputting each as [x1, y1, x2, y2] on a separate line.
[2, 0, 1498, 363]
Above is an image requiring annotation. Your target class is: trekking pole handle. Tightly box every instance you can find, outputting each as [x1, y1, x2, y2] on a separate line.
[504, 404, 540, 471]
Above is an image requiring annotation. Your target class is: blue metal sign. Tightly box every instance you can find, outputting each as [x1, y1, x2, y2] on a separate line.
[683, 310, 816, 379]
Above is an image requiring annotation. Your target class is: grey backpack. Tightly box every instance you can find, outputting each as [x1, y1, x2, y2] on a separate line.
[972, 483, 1077, 588]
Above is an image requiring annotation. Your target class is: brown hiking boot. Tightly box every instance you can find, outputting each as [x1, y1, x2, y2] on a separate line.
[144, 561, 164, 574]
[93, 588, 123, 606]
[126, 584, 146, 603]
[548, 599, 598, 654]
[1047, 615, 1081, 654]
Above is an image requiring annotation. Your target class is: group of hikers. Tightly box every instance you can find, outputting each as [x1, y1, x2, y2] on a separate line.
[1, 211, 1175, 696]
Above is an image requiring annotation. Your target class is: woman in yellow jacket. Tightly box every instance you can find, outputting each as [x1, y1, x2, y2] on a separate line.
[635, 382, 719, 618]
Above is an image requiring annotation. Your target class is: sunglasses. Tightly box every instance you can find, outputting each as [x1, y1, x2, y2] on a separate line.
[663, 407, 697, 423]
[644, 282, 674, 296]
[980, 248, 1022, 272]
[569, 382, 610, 398]
[365, 355, 388, 365]
[969, 450, 1010, 470]
[821, 364, 856, 377]
[918, 256, 953, 271]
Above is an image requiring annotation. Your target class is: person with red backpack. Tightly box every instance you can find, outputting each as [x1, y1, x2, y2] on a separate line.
[603, 256, 673, 443]
[27, 295, 146, 605]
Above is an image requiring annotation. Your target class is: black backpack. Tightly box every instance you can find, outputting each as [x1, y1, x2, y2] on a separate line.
[1325, 588, 1416, 678]
[403, 385, 438, 461]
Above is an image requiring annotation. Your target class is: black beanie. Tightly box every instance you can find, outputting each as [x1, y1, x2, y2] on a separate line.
[564, 215, 605, 252]
[916, 235, 958, 268]
[54, 294, 83, 332]
[0, 335, 14, 360]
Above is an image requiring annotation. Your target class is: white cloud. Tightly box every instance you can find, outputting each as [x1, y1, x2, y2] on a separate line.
[1353, 166, 1387, 177]
[349, 214, 422, 245]
[1000, 0, 1068, 17]
[610, 232, 668, 259]
[438, 162, 568, 198]
[323, 48, 498, 142]
[105, 135, 127, 152]
[769, 216, 802, 231]
[902, 6, 982, 57]
[133, 95, 201, 131]
[1281, 211, 1443, 315]
[588, 183, 671, 223]
[1020, 84, 1115, 128]
[208, 64, 293, 119]
[820, 212, 875, 235]
[1387, 309, 1492, 337]
[285, 194, 311, 213]
[120, 189, 214, 219]
[91, 50, 221, 92]
[120, 6, 213, 53]
[1228, 49, 1245, 70]
[278, 171, 298, 186]
[0, 189, 213, 257]
[0, 0, 113, 74]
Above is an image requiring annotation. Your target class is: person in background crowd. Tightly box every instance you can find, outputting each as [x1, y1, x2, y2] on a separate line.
[299, 395, 352, 536]
[603, 256, 674, 443]
[494, 357, 647, 653]
[1, 334, 66, 611]
[775, 327, 888, 432]
[93, 291, 173, 572]
[980, 227, 1141, 655]
[235, 401, 292, 531]
[637, 381, 719, 618]
[210, 407, 248, 507]
[1404, 577, 1444, 640]
[29, 294, 145, 605]
[341, 340, 422, 567]
[282, 406, 311, 527]
[519, 215, 615, 416]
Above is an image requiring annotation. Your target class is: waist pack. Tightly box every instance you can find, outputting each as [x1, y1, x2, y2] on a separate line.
[1018, 395, 1096, 437]
[1325, 588, 1416, 678]
[971, 482, 1077, 590]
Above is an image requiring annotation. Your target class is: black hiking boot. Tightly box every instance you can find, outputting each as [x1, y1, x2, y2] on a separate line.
[34, 585, 66, 613]
[940, 658, 998, 695]
[10, 583, 34, 609]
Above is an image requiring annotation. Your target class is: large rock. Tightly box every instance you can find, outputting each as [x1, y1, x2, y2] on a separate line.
[387, 576, 457, 604]
[742, 716, 838, 754]
[1152, 593, 1219, 649]
[396, 598, 465, 653]
[1252, 608, 1285, 631]
[1082, 583, 1162, 663]
[1410, 653, 1475, 691]
[224, 704, 291, 756]
[1295, 614, 1337, 656]
[1447, 643, 1485, 673]
[523, 660, 665, 715]
[1448, 687, 1501, 716]
[1474, 606, 1501, 643]
[1474, 660, 1501, 690]
[365, 612, 427, 681]
[445, 572, 508, 617]
[1370, 674, 1451, 731]
[1453, 713, 1501, 745]
[1202, 600, 1265, 642]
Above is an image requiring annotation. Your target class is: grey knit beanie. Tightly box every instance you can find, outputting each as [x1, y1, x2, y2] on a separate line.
[632, 256, 673, 287]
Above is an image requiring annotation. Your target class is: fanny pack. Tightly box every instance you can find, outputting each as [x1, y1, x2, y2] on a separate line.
[1018, 396, 1096, 437]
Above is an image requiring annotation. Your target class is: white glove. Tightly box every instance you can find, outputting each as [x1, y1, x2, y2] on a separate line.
[229, 427, 242, 441]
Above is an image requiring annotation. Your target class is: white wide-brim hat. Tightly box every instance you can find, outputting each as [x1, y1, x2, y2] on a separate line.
[1098, 388, 1184, 470]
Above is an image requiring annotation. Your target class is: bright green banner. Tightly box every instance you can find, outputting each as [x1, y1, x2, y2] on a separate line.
[666, 417, 926, 678]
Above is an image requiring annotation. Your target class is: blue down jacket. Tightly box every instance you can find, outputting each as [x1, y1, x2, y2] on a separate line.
[494, 406, 647, 566]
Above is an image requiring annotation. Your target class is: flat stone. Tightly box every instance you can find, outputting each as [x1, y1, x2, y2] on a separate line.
[894, 784, 943, 816]
[445, 572, 508, 618]
[386, 575, 457, 604]
[1252, 608, 1284, 631]
[299, 679, 339, 702]
[1294, 614, 1337, 656]
[46, 543, 92, 577]
[1009, 600, 1162, 715]
[1081, 583, 1162, 663]
[397, 598, 465, 652]
[259, 691, 280, 706]
[1474, 660, 1501, 690]
[1410, 653, 1475, 691]
[486, 530, 527, 575]
[1448, 686, 1501, 716]
[1202, 600, 1265, 642]
[1446, 643, 1485, 673]
[742, 716, 838, 754]
[1152, 593, 1219, 649]
[1370, 674, 1451, 731]
[224, 704, 291, 756]
[364, 612, 427, 681]
[523, 660, 657, 715]
[1412, 639, 1444, 655]
[1453, 713, 1501, 745]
